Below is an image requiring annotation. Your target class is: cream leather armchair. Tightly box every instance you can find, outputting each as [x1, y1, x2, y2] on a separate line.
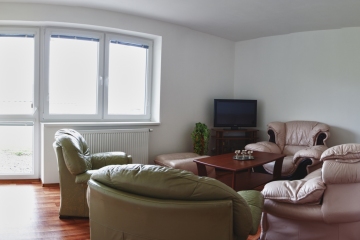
[260, 144, 360, 240]
[53, 128, 132, 218]
[87, 164, 264, 240]
[246, 121, 330, 179]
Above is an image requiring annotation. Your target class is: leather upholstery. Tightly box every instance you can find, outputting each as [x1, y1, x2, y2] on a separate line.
[53, 128, 132, 218]
[260, 143, 360, 240]
[246, 120, 330, 178]
[262, 169, 325, 204]
[87, 164, 264, 240]
[154, 152, 216, 177]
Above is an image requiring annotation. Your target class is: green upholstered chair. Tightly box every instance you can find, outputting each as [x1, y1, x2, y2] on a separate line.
[87, 164, 264, 240]
[53, 128, 132, 218]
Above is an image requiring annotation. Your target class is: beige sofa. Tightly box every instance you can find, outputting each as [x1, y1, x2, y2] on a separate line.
[154, 152, 216, 177]
[246, 120, 330, 179]
[87, 164, 264, 240]
[260, 143, 360, 240]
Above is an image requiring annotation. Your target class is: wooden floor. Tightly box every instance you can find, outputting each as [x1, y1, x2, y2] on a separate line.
[0, 180, 89, 240]
[0, 180, 260, 240]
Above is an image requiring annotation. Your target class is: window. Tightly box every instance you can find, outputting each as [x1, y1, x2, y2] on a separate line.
[105, 34, 152, 120]
[48, 35, 100, 115]
[43, 28, 153, 121]
[0, 34, 35, 115]
[0, 26, 158, 180]
[0, 28, 38, 178]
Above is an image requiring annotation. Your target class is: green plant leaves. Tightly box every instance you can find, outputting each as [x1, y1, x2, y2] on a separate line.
[191, 122, 210, 155]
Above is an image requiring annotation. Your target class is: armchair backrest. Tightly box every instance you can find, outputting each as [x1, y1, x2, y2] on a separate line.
[320, 144, 360, 224]
[54, 128, 92, 175]
[268, 121, 330, 154]
[90, 164, 255, 240]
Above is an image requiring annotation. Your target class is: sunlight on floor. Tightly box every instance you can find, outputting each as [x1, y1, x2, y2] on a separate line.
[0, 185, 36, 227]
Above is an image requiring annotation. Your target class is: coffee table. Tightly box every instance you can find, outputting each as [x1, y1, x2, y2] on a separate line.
[194, 151, 285, 191]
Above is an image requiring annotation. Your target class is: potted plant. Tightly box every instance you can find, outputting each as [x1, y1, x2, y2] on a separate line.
[191, 122, 210, 155]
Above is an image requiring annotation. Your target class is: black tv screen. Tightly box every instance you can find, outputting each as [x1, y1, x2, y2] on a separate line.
[214, 99, 257, 129]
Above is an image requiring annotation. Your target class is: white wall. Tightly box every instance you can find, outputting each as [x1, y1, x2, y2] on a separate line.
[235, 28, 360, 146]
[0, 3, 235, 183]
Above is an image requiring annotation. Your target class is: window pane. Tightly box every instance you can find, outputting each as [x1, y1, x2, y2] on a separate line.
[0, 125, 33, 174]
[0, 35, 34, 114]
[49, 36, 99, 114]
[108, 42, 147, 115]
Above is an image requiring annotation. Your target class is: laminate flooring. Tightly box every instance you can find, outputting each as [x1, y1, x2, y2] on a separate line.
[0, 180, 89, 239]
[0, 179, 260, 240]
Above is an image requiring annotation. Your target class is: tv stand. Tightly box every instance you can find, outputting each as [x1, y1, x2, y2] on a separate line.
[211, 128, 258, 155]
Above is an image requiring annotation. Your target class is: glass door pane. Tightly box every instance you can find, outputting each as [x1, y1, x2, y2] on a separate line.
[0, 35, 34, 114]
[0, 125, 33, 175]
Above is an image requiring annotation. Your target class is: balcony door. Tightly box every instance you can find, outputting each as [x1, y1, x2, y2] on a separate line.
[0, 29, 39, 179]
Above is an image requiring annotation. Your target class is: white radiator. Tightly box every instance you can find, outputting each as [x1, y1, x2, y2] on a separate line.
[78, 128, 150, 164]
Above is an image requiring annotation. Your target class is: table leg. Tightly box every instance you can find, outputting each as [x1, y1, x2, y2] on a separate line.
[196, 162, 208, 176]
[231, 172, 237, 190]
[272, 157, 284, 180]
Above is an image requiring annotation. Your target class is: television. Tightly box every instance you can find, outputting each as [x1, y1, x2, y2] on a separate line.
[214, 99, 257, 129]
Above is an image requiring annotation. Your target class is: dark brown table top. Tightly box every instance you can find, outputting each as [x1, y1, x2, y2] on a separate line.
[193, 151, 286, 172]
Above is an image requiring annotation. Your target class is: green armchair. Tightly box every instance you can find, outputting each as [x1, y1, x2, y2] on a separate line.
[53, 128, 132, 218]
[87, 164, 264, 240]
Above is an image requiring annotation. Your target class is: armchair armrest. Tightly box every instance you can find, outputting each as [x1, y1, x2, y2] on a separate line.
[91, 152, 132, 170]
[310, 123, 330, 146]
[293, 145, 328, 165]
[75, 170, 97, 184]
[237, 190, 264, 235]
[261, 169, 325, 205]
[245, 141, 281, 154]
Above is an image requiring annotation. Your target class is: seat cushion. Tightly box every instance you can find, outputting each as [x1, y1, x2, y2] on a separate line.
[283, 145, 307, 156]
[263, 155, 295, 176]
[154, 152, 215, 177]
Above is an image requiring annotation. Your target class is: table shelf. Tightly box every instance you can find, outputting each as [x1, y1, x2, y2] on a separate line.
[211, 128, 258, 155]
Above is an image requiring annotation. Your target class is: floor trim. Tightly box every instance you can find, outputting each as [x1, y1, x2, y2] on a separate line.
[0, 179, 41, 184]
[0, 179, 59, 187]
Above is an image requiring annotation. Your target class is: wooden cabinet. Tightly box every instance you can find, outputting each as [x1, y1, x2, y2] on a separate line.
[211, 128, 258, 155]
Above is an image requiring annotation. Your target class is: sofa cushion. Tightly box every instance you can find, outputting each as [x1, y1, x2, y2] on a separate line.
[321, 144, 360, 184]
[154, 152, 215, 177]
[262, 169, 325, 204]
[91, 164, 259, 239]
[284, 121, 329, 147]
[321, 143, 360, 162]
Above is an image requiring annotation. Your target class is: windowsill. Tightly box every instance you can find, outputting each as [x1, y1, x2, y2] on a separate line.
[41, 121, 160, 128]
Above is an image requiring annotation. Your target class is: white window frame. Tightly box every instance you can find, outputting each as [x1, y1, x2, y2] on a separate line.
[104, 33, 153, 120]
[0, 27, 40, 179]
[42, 28, 154, 122]
[0, 27, 40, 118]
[43, 28, 104, 120]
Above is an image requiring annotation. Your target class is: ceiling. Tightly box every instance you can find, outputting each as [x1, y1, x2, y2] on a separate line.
[3, 0, 360, 42]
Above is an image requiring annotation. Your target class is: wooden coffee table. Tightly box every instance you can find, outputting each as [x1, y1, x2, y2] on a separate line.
[194, 151, 285, 191]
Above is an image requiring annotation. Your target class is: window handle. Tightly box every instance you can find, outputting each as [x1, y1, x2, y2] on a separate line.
[99, 76, 103, 86]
